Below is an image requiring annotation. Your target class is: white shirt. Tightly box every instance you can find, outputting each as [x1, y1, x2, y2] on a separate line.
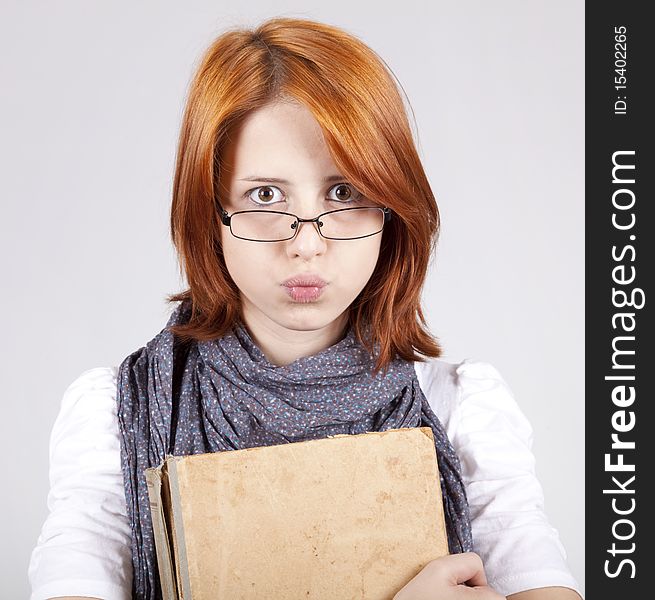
[28, 358, 583, 599]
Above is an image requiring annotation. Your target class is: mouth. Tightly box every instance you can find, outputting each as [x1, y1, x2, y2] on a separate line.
[282, 275, 327, 303]
[283, 284, 326, 302]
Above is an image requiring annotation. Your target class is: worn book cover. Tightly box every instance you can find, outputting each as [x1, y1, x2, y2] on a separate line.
[145, 426, 449, 600]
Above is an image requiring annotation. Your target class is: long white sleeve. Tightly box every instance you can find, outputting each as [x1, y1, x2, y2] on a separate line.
[445, 359, 582, 598]
[28, 366, 132, 600]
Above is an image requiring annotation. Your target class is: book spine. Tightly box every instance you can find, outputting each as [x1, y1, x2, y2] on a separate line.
[145, 467, 178, 599]
[168, 458, 194, 599]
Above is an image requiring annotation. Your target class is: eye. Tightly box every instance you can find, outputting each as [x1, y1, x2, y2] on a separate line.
[242, 182, 365, 206]
[327, 183, 365, 203]
[245, 186, 285, 205]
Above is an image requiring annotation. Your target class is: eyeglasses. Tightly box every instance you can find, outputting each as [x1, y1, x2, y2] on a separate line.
[216, 201, 392, 242]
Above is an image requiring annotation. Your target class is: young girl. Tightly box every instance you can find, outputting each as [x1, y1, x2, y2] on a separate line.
[28, 17, 583, 600]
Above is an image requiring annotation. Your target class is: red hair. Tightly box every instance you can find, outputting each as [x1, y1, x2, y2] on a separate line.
[166, 17, 443, 375]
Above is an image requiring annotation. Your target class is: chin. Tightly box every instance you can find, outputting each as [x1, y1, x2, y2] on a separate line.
[274, 308, 337, 331]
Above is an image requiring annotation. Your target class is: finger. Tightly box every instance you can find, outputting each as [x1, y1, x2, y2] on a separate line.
[464, 585, 506, 600]
[442, 552, 488, 587]
[459, 585, 505, 600]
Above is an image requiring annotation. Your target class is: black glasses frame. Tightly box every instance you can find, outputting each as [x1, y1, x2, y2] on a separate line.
[215, 201, 392, 242]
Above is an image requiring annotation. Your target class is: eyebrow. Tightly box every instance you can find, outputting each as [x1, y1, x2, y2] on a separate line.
[237, 175, 346, 184]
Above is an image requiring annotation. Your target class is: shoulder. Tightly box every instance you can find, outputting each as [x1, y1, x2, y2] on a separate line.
[414, 356, 507, 391]
[414, 357, 528, 442]
[56, 366, 118, 413]
[414, 356, 510, 394]
[50, 366, 120, 451]
[60, 365, 118, 403]
[65, 365, 118, 394]
[59, 365, 118, 409]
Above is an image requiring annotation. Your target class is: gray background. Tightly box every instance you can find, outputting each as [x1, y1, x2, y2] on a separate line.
[1, 1, 584, 597]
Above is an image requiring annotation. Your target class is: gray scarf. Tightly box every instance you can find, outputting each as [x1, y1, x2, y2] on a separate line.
[116, 299, 473, 599]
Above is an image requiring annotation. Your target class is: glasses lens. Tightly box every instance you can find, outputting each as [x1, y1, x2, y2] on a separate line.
[318, 207, 385, 240]
[230, 211, 298, 242]
[230, 207, 385, 241]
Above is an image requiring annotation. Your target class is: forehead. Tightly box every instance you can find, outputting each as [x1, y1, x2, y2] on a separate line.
[220, 101, 338, 178]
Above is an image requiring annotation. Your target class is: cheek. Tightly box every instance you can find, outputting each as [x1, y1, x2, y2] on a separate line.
[221, 237, 269, 285]
[340, 240, 382, 286]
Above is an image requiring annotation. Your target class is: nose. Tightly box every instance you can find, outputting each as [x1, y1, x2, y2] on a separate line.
[292, 215, 323, 237]
[286, 215, 327, 255]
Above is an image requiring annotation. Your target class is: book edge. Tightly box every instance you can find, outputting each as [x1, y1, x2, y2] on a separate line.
[168, 457, 194, 599]
[145, 465, 178, 599]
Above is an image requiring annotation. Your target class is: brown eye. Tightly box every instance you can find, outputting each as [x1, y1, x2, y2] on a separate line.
[245, 185, 284, 205]
[334, 184, 352, 201]
[328, 183, 364, 203]
[257, 187, 276, 203]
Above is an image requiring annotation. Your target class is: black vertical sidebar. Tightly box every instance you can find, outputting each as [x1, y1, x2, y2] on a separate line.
[586, 2, 654, 598]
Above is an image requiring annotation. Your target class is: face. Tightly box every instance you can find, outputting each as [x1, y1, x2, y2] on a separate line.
[217, 99, 383, 341]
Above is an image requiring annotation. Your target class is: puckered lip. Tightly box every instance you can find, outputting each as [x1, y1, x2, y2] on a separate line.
[282, 274, 328, 288]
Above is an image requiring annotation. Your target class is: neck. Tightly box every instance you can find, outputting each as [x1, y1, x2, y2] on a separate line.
[238, 311, 350, 367]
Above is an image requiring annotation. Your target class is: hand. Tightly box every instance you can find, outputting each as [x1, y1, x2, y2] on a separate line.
[392, 552, 506, 600]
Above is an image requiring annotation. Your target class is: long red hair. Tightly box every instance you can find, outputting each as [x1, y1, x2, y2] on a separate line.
[166, 17, 443, 375]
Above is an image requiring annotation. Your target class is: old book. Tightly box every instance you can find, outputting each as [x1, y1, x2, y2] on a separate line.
[145, 426, 449, 599]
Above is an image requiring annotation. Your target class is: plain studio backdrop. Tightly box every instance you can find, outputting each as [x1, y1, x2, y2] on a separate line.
[0, 1, 584, 598]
